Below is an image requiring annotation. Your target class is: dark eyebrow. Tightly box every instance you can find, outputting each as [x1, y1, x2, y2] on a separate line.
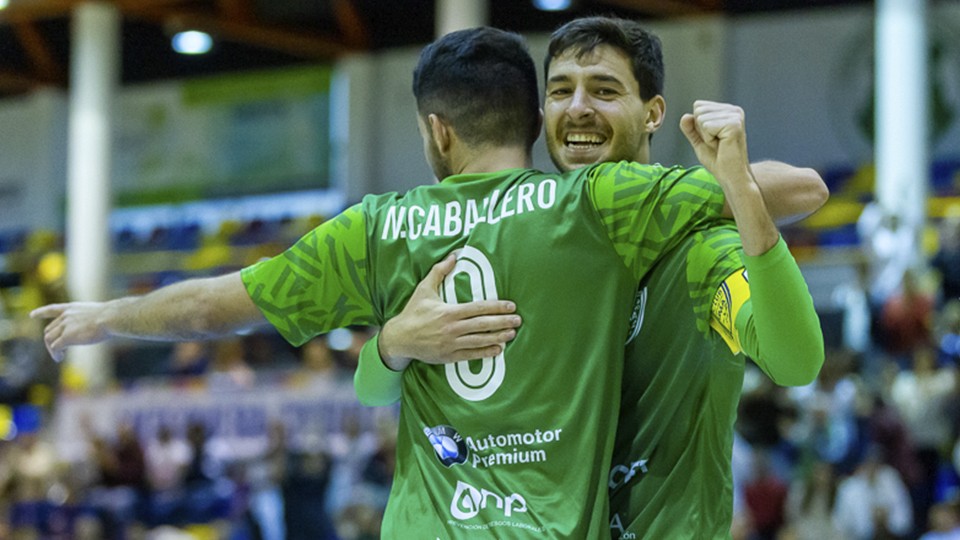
[591, 74, 628, 87]
[546, 74, 571, 85]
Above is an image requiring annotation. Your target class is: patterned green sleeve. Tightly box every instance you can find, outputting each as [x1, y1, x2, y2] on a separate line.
[684, 222, 745, 337]
[241, 204, 376, 346]
[736, 238, 825, 386]
[587, 161, 726, 280]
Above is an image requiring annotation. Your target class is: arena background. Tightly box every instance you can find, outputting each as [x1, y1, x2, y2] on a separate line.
[0, 1, 959, 539]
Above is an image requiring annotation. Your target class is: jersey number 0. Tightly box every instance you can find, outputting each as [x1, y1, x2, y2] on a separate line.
[440, 246, 505, 401]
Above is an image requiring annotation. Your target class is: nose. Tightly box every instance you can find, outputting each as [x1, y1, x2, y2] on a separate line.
[566, 87, 594, 120]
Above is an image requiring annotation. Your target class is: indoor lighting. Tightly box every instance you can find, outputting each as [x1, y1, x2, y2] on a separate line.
[532, 0, 572, 11]
[171, 30, 213, 55]
[0, 0, 10, 11]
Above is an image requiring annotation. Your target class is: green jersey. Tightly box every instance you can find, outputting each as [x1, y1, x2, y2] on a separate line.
[610, 224, 746, 540]
[242, 161, 726, 538]
[608, 226, 824, 539]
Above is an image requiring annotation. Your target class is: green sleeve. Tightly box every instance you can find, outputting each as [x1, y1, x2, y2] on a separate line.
[736, 237, 824, 386]
[354, 333, 403, 407]
[587, 161, 727, 281]
[241, 204, 376, 346]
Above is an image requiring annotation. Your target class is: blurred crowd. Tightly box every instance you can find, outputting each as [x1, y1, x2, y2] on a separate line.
[733, 213, 960, 540]
[0, 328, 397, 540]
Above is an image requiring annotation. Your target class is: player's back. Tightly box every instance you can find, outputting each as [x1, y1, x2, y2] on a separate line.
[364, 166, 637, 538]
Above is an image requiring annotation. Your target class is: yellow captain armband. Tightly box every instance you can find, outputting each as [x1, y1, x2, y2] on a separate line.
[709, 267, 751, 354]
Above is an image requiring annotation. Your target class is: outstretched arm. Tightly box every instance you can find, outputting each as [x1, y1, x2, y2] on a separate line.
[750, 160, 828, 225]
[31, 272, 265, 362]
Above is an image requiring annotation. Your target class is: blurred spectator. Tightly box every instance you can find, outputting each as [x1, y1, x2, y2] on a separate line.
[325, 413, 380, 525]
[834, 446, 914, 540]
[181, 421, 232, 524]
[782, 460, 847, 540]
[920, 498, 960, 540]
[868, 391, 923, 489]
[831, 258, 873, 356]
[284, 445, 336, 540]
[143, 424, 191, 526]
[879, 268, 936, 360]
[86, 421, 147, 540]
[938, 301, 960, 366]
[932, 212, 960, 304]
[890, 344, 958, 528]
[787, 350, 862, 473]
[247, 420, 288, 540]
[857, 202, 914, 308]
[4, 430, 58, 503]
[145, 425, 191, 494]
[743, 451, 788, 540]
[207, 338, 255, 390]
[168, 342, 210, 378]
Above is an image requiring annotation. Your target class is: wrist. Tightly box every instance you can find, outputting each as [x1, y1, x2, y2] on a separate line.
[378, 321, 411, 371]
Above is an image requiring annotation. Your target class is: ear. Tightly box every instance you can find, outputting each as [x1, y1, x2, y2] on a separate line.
[644, 94, 666, 134]
[535, 108, 544, 140]
[428, 113, 452, 155]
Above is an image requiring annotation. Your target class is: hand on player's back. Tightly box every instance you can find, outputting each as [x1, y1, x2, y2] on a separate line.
[378, 253, 522, 369]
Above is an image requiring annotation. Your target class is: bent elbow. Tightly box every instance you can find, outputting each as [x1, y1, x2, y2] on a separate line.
[807, 168, 830, 211]
[769, 347, 825, 387]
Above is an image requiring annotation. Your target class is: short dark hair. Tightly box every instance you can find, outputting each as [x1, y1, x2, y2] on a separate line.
[546, 16, 664, 100]
[413, 27, 540, 148]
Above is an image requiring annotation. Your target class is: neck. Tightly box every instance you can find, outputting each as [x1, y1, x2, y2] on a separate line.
[451, 145, 532, 176]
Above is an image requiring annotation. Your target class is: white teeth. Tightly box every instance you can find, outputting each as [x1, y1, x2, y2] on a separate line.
[566, 133, 604, 144]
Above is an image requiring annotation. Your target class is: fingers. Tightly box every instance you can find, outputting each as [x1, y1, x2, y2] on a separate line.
[421, 253, 458, 292]
[679, 113, 699, 146]
[30, 304, 67, 320]
[450, 313, 521, 336]
[451, 299, 517, 319]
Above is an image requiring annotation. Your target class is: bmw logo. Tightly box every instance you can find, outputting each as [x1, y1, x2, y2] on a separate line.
[424, 425, 468, 467]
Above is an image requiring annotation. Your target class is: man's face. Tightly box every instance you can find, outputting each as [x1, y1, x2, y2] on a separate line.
[544, 44, 660, 172]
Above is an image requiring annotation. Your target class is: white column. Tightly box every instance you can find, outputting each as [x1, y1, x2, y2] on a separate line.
[875, 0, 928, 270]
[66, 2, 120, 390]
[435, 0, 488, 38]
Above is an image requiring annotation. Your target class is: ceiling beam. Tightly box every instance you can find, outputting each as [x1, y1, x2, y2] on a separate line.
[594, 0, 717, 16]
[13, 21, 63, 84]
[216, 0, 255, 23]
[331, 0, 370, 49]
[0, 70, 50, 92]
[130, 8, 354, 59]
[0, 0, 194, 23]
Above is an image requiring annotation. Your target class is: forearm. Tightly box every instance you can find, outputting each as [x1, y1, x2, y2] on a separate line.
[737, 238, 825, 386]
[750, 161, 829, 224]
[718, 167, 780, 256]
[354, 334, 403, 406]
[104, 273, 264, 341]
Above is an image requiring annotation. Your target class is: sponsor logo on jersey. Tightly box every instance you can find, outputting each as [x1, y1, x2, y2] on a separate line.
[610, 513, 637, 539]
[465, 428, 561, 468]
[625, 286, 647, 345]
[450, 480, 528, 520]
[424, 425, 469, 467]
[608, 458, 648, 490]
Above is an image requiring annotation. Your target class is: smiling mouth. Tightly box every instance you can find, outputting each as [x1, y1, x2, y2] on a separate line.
[564, 133, 606, 150]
